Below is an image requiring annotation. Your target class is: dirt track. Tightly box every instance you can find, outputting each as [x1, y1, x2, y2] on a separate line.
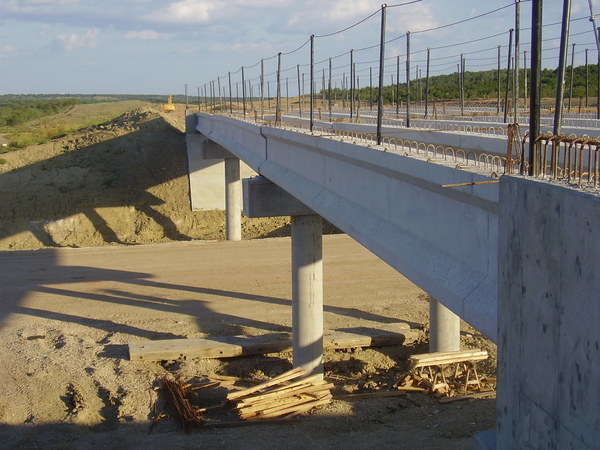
[0, 236, 496, 448]
[0, 105, 496, 448]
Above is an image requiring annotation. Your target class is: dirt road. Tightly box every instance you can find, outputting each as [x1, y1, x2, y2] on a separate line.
[0, 235, 495, 448]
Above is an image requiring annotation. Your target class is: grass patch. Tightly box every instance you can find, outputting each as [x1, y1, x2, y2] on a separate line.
[1, 100, 149, 151]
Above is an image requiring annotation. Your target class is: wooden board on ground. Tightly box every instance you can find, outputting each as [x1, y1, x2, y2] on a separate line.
[129, 322, 416, 361]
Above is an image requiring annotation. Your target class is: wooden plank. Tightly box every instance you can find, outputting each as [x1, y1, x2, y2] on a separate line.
[237, 380, 332, 406]
[437, 390, 496, 403]
[129, 322, 416, 361]
[409, 350, 488, 368]
[227, 367, 306, 401]
[335, 391, 407, 400]
[238, 385, 334, 414]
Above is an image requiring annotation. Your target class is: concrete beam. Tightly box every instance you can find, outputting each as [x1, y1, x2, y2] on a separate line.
[243, 176, 314, 217]
[291, 214, 323, 376]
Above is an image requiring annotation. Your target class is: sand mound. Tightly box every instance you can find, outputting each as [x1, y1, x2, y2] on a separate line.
[0, 105, 291, 251]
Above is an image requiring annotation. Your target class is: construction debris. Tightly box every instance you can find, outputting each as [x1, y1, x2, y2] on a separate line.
[161, 377, 204, 431]
[158, 367, 333, 430]
[227, 367, 333, 421]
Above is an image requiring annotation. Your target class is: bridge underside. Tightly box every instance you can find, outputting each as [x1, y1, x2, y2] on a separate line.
[189, 113, 499, 341]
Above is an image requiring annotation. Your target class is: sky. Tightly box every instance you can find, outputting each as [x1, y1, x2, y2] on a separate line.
[0, 0, 598, 95]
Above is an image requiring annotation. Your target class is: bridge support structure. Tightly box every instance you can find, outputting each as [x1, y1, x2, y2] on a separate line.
[224, 157, 241, 241]
[243, 176, 324, 376]
[429, 299, 461, 352]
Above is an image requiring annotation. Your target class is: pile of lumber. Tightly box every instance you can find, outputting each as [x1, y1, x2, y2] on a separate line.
[226, 367, 333, 420]
[397, 349, 495, 399]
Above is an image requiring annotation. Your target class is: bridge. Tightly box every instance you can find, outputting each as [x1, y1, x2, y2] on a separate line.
[185, 111, 600, 449]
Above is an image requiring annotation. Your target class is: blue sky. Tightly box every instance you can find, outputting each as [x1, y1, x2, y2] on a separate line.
[0, 0, 598, 95]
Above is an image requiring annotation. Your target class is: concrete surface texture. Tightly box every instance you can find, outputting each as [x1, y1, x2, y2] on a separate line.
[185, 112, 255, 211]
[191, 113, 499, 341]
[497, 176, 600, 449]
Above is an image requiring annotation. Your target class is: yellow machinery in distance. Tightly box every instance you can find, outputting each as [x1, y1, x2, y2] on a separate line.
[162, 95, 175, 113]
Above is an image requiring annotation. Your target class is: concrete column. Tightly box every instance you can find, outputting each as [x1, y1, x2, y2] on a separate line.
[429, 298, 460, 352]
[291, 214, 323, 377]
[224, 158, 241, 241]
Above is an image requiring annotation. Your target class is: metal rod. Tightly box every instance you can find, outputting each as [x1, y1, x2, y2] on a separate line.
[504, 28, 514, 123]
[376, 4, 387, 145]
[597, 28, 600, 120]
[328, 58, 332, 121]
[302, 73, 305, 114]
[276, 52, 282, 123]
[425, 48, 430, 118]
[458, 53, 465, 116]
[524, 51, 528, 111]
[197, 86, 201, 111]
[530, 0, 543, 176]
[416, 65, 420, 104]
[370, 67, 373, 111]
[350, 49, 354, 119]
[396, 55, 400, 116]
[286, 77, 289, 112]
[310, 34, 314, 132]
[356, 70, 360, 117]
[228, 72, 233, 114]
[515, 0, 521, 122]
[260, 59, 264, 119]
[568, 43, 576, 112]
[586, 48, 589, 107]
[497, 46, 501, 114]
[217, 78, 222, 110]
[554, 0, 571, 134]
[185, 83, 188, 109]
[242, 67, 246, 116]
[297, 65, 302, 117]
[406, 31, 411, 128]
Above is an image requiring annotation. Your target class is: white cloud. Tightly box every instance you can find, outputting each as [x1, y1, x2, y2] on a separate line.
[55, 28, 98, 51]
[3, 0, 78, 13]
[0, 45, 17, 58]
[286, 0, 437, 34]
[210, 40, 277, 54]
[144, 0, 218, 24]
[124, 29, 171, 40]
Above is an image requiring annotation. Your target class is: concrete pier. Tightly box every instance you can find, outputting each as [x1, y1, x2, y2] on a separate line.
[291, 214, 324, 376]
[243, 176, 324, 375]
[224, 157, 241, 241]
[429, 298, 460, 352]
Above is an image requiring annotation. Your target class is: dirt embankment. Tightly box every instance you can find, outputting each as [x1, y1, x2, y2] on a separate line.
[0, 104, 497, 448]
[0, 104, 294, 251]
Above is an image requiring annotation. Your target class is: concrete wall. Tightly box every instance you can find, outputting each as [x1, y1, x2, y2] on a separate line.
[497, 177, 600, 448]
[185, 113, 256, 210]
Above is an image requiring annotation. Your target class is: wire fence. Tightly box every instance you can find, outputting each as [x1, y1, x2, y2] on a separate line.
[193, 1, 600, 187]
[195, 1, 599, 123]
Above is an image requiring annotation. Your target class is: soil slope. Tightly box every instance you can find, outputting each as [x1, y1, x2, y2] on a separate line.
[0, 104, 290, 251]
